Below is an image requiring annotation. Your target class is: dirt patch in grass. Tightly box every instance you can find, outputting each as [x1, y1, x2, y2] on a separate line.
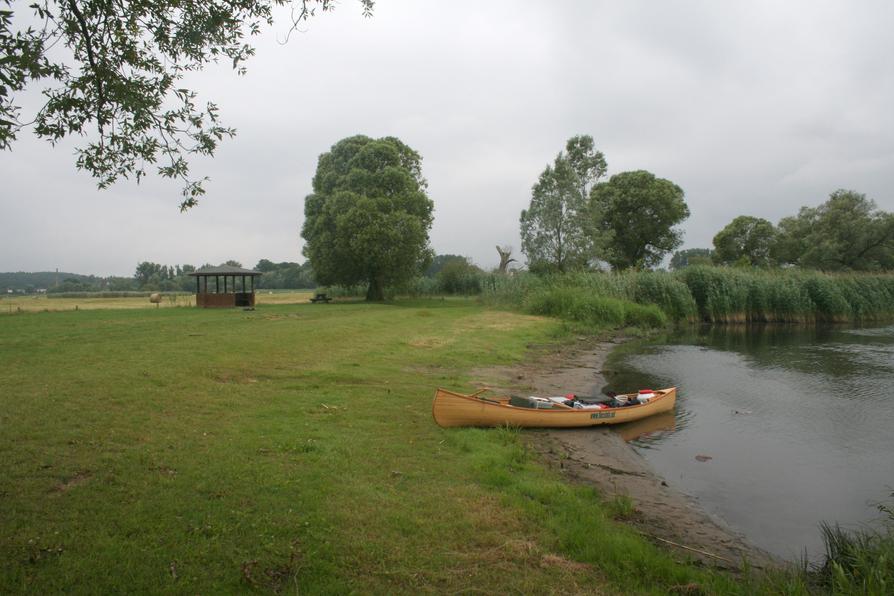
[470, 336, 778, 571]
[261, 313, 303, 321]
[51, 471, 92, 493]
[207, 368, 259, 384]
[407, 336, 450, 349]
[540, 553, 593, 572]
[455, 311, 543, 332]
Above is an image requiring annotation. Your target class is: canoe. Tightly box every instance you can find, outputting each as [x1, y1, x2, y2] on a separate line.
[432, 387, 676, 429]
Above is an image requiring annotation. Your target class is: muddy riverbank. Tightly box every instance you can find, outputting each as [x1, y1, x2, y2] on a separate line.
[471, 337, 778, 570]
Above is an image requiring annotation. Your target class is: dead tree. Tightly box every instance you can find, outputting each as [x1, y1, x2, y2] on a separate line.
[496, 245, 517, 273]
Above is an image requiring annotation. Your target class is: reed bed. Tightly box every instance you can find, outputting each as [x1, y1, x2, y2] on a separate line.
[522, 286, 668, 330]
[678, 267, 894, 323]
[482, 268, 894, 326]
[811, 520, 894, 595]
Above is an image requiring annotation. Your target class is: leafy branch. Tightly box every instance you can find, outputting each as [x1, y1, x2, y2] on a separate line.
[1, 0, 374, 209]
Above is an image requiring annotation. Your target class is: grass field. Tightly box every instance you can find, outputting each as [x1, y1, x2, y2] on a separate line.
[2, 300, 806, 594]
[0, 291, 315, 313]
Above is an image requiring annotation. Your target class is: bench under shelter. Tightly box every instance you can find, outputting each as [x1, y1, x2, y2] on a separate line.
[189, 265, 262, 308]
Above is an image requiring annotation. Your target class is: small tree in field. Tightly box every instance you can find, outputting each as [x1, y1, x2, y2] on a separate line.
[301, 135, 434, 301]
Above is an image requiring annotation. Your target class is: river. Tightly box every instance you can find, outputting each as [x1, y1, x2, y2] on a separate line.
[603, 324, 894, 561]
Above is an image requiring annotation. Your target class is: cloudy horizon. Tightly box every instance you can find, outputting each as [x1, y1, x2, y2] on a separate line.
[2, 0, 893, 277]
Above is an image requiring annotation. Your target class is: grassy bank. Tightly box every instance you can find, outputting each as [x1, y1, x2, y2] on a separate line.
[1, 300, 804, 593]
[482, 268, 894, 327]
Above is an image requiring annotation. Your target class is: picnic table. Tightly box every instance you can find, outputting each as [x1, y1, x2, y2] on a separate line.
[310, 293, 332, 303]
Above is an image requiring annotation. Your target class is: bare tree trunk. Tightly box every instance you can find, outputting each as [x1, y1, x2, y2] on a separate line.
[496, 245, 517, 273]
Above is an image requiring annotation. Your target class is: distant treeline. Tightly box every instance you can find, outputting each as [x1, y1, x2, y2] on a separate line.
[0, 271, 103, 293]
[2, 260, 317, 293]
[2, 255, 488, 295]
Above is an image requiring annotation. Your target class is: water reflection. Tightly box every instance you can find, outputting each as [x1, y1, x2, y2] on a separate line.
[603, 324, 894, 561]
[614, 410, 677, 444]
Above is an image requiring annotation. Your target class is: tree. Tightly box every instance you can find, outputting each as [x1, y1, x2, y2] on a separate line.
[520, 135, 606, 273]
[255, 259, 278, 273]
[134, 261, 163, 287]
[495, 245, 517, 273]
[564, 135, 607, 200]
[301, 135, 434, 301]
[47, 277, 94, 293]
[107, 276, 136, 291]
[712, 216, 776, 267]
[253, 260, 315, 288]
[1, 1, 374, 210]
[590, 170, 689, 270]
[669, 248, 714, 271]
[425, 254, 467, 278]
[773, 189, 894, 271]
[436, 258, 483, 295]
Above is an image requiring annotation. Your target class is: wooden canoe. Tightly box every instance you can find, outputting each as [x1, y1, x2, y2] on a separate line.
[432, 387, 676, 429]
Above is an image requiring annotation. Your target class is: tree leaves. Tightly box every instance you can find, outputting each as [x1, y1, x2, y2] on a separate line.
[300, 135, 434, 300]
[520, 135, 605, 273]
[773, 190, 894, 271]
[1, 0, 375, 208]
[590, 170, 689, 270]
[712, 216, 776, 267]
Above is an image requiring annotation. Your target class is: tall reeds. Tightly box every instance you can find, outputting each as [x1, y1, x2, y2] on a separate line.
[678, 267, 894, 323]
[482, 271, 695, 329]
[482, 267, 894, 327]
[522, 286, 668, 330]
[811, 518, 894, 594]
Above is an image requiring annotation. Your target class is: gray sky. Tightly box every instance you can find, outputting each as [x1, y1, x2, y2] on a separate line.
[2, 0, 893, 276]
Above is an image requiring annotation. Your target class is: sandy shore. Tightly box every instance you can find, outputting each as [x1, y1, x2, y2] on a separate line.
[471, 337, 778, 571]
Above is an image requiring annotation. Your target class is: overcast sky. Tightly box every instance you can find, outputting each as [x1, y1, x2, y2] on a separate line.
[2, 0, 893, 276]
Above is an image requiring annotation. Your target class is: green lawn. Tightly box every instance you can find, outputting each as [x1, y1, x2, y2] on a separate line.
[1, 300, 769, 594]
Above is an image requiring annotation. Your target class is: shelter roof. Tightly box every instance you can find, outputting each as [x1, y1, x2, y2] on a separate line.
[189, 266, 262, 277]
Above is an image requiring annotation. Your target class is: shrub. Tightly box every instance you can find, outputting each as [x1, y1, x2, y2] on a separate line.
[624, 302, 668, 328]
[522, 286, 665, 330]
[436, 260, 483, 295]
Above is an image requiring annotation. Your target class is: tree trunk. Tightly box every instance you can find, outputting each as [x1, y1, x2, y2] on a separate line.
[496, 245, 516, 273]
[366, 277, 385, 301]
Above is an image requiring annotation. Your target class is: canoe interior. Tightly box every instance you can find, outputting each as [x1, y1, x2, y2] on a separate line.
[432, 387, 677, 429]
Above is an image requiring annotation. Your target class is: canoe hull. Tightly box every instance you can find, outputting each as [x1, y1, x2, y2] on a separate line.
[432, 387, 676, 429]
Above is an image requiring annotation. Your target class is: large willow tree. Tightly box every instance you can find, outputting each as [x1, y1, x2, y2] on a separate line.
[773, 190, 894, 271]
[301, 135, 434, 301]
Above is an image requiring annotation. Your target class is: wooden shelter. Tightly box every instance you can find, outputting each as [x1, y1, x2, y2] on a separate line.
[189, 265, 261, 308]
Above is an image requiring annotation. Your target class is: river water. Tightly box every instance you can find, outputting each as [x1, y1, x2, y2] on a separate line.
[603, 324, 894, 561]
